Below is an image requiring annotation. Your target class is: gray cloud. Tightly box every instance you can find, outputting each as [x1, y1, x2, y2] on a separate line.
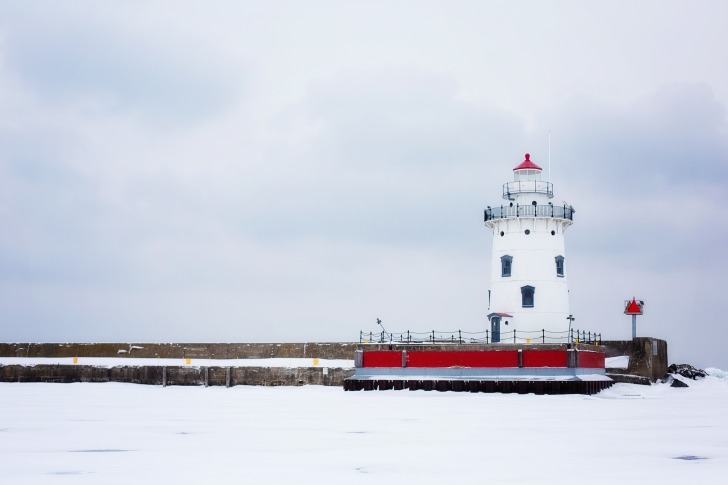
[551, 83, 728, 187]
[1, 4, 242, 124]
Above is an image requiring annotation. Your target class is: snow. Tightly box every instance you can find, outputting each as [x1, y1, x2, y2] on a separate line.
[0, 357, 354, 368]
[605, 355, 629, 368]
[2, 371, 728, 484]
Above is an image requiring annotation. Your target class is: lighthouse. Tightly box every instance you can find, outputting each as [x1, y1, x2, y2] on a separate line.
[346, 162, 611, 394]
[484, 154, 575, 342]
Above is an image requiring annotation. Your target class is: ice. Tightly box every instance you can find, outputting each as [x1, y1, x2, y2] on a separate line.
[1, 374, 728, 484]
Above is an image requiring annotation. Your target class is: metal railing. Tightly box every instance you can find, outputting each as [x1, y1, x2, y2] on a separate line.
[484, 203, 574, 222]
[503, 181, 554, 198]
[359, 328, 601, 345]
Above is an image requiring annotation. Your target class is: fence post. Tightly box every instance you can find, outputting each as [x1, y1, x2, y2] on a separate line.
[513, 329, 516, 343]
[459, 330, 462, 344]
[407, 330, 411, 343]
[431, 330, 435, 343]
[226, 367, 231, 388]
[162, 366, 167, 387]
[486, 329, 489, 344]
[359, 331, 363, 343]
[542, 329, 545, 343]
[369, 331, 373, 342]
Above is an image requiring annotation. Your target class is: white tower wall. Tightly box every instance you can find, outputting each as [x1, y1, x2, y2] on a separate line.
[485, 154, 575, 342]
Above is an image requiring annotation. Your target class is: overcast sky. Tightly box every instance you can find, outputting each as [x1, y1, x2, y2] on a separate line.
[1, 1, 727, 368]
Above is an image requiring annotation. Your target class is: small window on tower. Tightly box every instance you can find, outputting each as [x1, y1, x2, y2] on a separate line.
[555, 256, 565, 277]
[521, 285, 535, 308]
[501, 255, 513, 277]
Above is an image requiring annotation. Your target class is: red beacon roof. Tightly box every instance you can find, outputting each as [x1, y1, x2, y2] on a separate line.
[513, 153, 543, 171]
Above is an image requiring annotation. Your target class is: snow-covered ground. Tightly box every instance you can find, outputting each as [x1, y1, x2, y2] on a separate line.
[0, 357, 354, 368]
[1, 371, 727, 484]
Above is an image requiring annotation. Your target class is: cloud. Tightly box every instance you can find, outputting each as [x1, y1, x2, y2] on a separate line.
[0, 3, 243, 124]
[547, 83, 728, 187]
[527, 84, 728, 273]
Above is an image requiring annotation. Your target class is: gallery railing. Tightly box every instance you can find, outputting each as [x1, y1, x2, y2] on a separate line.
[359, 328, 601, 345]
[503, 180, 554, 198]
[484, 204, 574, 221]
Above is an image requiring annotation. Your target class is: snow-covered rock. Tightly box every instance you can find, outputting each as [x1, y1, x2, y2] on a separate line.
[668, 363, 707, 380]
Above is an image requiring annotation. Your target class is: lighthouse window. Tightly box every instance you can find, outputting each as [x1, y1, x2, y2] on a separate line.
[501, 255, 513, 277]
[500, 231, 504, 237]
[524, 229, 531, 235]
[551, 230, 556, 236]
[555, 256, 565, 277]
[521, 285, 535, 308]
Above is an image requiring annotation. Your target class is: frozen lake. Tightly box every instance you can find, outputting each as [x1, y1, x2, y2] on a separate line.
[2, 372, 727, 484]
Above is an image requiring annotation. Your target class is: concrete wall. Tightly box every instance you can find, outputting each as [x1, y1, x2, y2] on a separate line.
[0, 342, 358, 360]
[0, 342, 360, 387]
[602, 337, 668, 382]
[0, 365, 355, 387]
[3, 340, 666, 387]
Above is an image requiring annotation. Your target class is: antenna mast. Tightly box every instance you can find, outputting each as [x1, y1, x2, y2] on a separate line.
[548, 130, 551, 183]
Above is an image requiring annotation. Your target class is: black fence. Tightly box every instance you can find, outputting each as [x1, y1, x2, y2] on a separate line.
[359, 329, 602, 345]
[484, 204, 574, 222]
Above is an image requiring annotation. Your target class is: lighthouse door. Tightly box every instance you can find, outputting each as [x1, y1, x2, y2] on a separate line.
[490, 316, 501, 343]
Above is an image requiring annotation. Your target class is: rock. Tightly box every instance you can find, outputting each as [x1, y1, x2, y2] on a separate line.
[660, 374, 673, 384]
[668, 364, 707, 380]
[670, 379, 689, 388]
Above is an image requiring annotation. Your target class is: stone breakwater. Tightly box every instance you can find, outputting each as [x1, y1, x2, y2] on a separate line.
[1, 364, 354, 387]
[0, 338, 668, 387]
[0, 342, 358, 360]
[0, 342, 358, 387]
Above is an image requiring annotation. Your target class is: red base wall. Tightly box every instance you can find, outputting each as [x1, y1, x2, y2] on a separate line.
[360, 349, 604, 369]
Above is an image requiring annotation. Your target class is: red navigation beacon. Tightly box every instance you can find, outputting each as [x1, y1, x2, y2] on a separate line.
[624, 298, 644, 315]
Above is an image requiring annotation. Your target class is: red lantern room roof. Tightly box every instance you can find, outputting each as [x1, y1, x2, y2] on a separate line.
[513, 153, 543, 171]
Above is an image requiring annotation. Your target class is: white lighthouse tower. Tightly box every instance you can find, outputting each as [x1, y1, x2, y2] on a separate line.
[484, 153, 575, 342]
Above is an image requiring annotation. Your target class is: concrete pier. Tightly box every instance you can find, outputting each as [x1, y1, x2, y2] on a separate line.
[0, 339, 667, 388]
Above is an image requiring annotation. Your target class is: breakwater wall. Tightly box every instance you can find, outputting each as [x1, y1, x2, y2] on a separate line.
[602, 337, 668, 382]
[0, 342, 359, 387]
[0, 364, 354, 387]
[0, 342, 357, 360]
[1, 339, 667, 387]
